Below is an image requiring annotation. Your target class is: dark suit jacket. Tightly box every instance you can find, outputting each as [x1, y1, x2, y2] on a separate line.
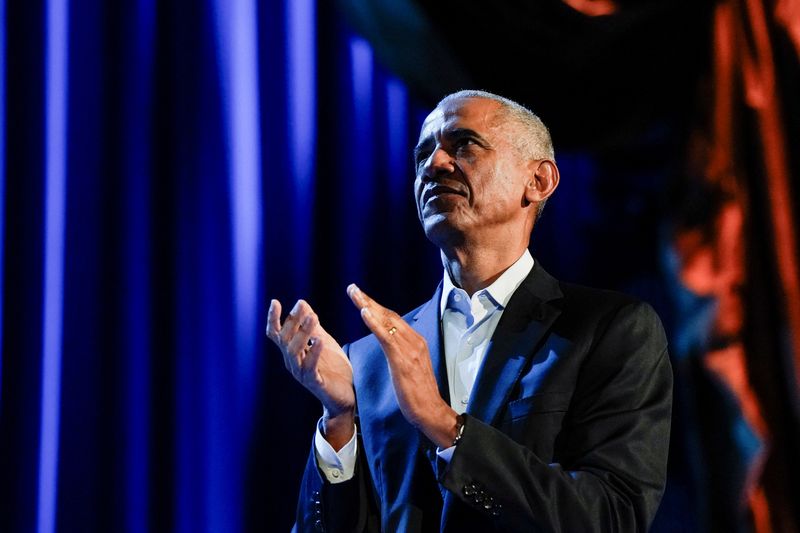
[295, 262, 672, 532]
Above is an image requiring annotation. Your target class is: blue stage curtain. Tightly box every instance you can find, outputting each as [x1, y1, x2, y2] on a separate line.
[0, 1, 437, 531]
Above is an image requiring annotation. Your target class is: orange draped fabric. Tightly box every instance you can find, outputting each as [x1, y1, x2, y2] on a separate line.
[676, 0, 800, 530]
[740, 0, 800, 402]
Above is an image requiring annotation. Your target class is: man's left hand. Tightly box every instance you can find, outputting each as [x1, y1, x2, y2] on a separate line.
[347, 284, 459, 449]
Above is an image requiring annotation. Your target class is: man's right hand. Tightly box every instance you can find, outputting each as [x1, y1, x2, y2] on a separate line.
[266, 299, 356, 449]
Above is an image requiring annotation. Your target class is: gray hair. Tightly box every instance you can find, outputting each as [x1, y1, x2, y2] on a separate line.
[437, 90, 555, 162]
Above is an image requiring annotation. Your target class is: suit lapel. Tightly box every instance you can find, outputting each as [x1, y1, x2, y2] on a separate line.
[409, 284, 451, 506]
[412, 282, 450, 406]
[467, 262, 563, 427]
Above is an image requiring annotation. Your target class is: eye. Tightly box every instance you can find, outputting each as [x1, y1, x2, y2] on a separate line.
[455, 137, 477, 151]
[414, 150, 431, 168]
[413, 141, 434, 167]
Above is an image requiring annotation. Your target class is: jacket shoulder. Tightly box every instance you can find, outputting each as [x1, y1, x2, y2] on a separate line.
[557, 281, 657, 317]
[555, 281, 668, 353]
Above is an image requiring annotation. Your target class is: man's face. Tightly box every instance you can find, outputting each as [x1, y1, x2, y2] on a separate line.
[413, 97, 531, 246]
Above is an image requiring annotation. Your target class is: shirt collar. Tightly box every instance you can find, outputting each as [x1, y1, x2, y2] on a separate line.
[440, 249, 534, 317]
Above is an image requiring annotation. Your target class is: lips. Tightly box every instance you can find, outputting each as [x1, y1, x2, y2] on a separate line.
[422, 184, 467, 206]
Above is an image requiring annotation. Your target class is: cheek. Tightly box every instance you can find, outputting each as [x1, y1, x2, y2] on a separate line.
[472, 172, 505, 205]
[475, 181, 521, 217]
[413, 179, 425, 218]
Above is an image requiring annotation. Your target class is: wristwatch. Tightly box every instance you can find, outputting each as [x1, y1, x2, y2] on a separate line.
[452, 414, 466, 447]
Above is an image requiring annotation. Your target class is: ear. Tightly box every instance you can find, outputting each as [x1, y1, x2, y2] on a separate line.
[524, 160, 560, 205]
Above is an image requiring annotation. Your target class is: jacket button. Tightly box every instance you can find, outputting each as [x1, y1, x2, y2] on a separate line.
[314, 518, 324, 531]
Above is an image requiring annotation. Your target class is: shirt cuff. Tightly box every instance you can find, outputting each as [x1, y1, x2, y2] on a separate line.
[314, 417, 357, 484]
[436, 445, 455, 463]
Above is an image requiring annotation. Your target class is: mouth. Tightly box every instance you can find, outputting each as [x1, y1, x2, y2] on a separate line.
[422, 184, 467, 206]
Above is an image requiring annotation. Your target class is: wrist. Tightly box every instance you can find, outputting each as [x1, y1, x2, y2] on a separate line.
[322, 408, 355, 450]
[426, 404, 460, 449]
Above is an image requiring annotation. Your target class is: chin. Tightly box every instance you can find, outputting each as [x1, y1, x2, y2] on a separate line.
[422, 214, 465, 248]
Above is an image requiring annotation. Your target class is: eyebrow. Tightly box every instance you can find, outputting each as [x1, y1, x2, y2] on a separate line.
[413, 127, 491, 161]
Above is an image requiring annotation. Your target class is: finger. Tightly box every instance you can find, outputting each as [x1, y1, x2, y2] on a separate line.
[287, 312, 318, 364]
[301, 335, 324, 384]
[347, 284, 400, 327]
[357, 301, 402, 347]
[266, 299, 283, 340]
[348, 284, 405, 337]
[279, 299, 313, 345]
[346, 283, 387, 314]
[347, 284, 381, 334]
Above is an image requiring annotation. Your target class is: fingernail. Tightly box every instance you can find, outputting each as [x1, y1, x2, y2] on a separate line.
[361, 307, 372, 318]
[291, 300, 302, 315]
[347, 284, 359, 297]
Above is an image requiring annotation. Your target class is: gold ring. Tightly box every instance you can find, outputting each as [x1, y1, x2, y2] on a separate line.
[388, 326, 398, 336]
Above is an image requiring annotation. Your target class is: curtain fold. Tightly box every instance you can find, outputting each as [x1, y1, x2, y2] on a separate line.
[0, 1, 433, 531]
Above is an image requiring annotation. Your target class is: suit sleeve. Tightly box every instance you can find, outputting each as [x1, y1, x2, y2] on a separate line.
[294, 345, 381, 533]
[294, 430, 380, 533]
[439, 300, 673, 532]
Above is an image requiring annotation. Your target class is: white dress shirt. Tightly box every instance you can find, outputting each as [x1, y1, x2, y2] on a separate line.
[314, 250, 535, 483]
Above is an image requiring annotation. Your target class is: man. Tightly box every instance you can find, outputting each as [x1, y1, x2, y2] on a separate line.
[266, 90, 672, 532]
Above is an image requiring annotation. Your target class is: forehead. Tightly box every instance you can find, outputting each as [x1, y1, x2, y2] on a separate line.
[418, 97, 504, 142]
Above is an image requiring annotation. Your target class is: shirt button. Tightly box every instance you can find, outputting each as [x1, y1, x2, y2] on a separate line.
[453, 293, 462, 302]
[331, 470, 341, 479]
[466, 336, 474, 345]
[461, 395, 469, 405]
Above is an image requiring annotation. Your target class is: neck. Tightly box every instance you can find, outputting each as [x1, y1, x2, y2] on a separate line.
[441, 239, 529, 296]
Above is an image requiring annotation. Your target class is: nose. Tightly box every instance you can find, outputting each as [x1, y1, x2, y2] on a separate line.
[420, 147, 455, 181]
